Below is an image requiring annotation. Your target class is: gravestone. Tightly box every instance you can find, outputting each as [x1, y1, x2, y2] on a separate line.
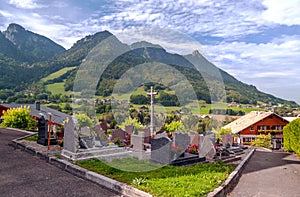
[37, 116, 57, 146]
[199, 134, 205, 148]
[125, 125, 134, 134]
[188, 132, 200, 145]
[222, 133, 233, 147]
[131, 131, 145, 152]
[100, 121, 108, 133]
[112, 128, 126, 141]
[143, 127, 151, 144]
[151, 134, 172, 164]
[173, 131, 190, 152]
[63, 116, 79, 153]
[94, 124, 109, 147]
[199, 134, 216, 159]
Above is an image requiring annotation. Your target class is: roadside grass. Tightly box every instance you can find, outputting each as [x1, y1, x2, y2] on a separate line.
[41, 67, 76, 82]
[76, 158, 234, 197]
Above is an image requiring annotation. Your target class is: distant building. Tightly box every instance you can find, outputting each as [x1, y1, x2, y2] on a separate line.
[0, 102, 69, 127]
[223, 111, 289, 145]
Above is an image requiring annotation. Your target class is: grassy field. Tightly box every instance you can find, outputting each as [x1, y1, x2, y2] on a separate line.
[45, 82, 71, 95]
[77, 158, 234, 197]
[41, 67, 76, 82]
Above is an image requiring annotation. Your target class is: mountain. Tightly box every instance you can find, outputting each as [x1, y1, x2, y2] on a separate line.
[2, 23, 65, 62]
[0, 24, 297, 106]
[0, 32, 28, 62]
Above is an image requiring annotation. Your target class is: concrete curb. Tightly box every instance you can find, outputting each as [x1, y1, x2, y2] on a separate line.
[5, 127, 36, 135]
[207, 148, 255, 197]
[12, 138, 152, 197]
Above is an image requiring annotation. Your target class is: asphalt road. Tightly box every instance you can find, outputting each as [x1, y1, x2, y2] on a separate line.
[0, 128, 120, 197]
[228, 147, 300, 197]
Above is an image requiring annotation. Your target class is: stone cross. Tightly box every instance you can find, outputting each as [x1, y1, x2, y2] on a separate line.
[147, 86, 157, 136]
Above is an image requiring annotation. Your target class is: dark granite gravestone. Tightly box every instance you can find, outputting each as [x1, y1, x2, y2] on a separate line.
[100, 121, 108, 133]
[112, 128, 126, 141]
[37, 116, 57, 146]
[150, 134, 172, 164]
[125, 125, 134, 134]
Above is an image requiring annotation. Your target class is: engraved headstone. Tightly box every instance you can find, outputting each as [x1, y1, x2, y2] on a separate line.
[63, 116, 79, 153]
[131, 131, 145, 152]
[37, 116, 48, 145]
[188, 132, 200, 145]
[94, 124, 108, 146]
[112, 128, 126, 140]
[143, 127, 151, 144]
[151, 134, 172, 164]
[199, 134, 216, 159]
[173, 131, 190, 151]
[222, 133, 233, 147]
[125, 125, 134, 134]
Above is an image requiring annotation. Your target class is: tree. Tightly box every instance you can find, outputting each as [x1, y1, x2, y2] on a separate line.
[283, 119, 300, 155]
[251, 134, 271, 148]
[120, 117, 145, 134]
[0, 106, 37, 131]
[164, 121, 183, 133]
[75, 113, 93, 130]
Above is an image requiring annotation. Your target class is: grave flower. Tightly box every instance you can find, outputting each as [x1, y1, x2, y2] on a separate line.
[187, 144, 198, 154]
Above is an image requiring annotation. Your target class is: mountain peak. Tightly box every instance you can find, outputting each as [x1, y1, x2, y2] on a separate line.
[2, 23, 65, 62]
[6, 23, 26, 33]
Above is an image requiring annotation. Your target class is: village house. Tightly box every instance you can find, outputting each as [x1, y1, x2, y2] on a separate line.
[223, 111, 290, 145]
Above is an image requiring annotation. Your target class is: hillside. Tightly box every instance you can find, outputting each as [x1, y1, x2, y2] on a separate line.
[0, 23, 297, 106]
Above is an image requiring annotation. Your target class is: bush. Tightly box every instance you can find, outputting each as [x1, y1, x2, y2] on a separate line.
[0, 106, 37, 131]
[283, 119, 300, 155]
[251, 134, 271, 148]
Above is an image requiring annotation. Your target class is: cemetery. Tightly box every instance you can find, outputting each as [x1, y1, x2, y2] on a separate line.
[9, 88, 249, 196]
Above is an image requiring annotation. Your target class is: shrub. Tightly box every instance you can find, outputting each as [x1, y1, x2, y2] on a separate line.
[283, 119, 300, 155]
[0, 106, 37, 131]
[251, 134, 271, 148]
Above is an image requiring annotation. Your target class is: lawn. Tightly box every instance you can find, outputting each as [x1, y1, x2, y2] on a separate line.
[41, 67, 76, 82]
[76, 158, 234, 197]
[24, 134, 38, 141]
[45, 82, 72, 95]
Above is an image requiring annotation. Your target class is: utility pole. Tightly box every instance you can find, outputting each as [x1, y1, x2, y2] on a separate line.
[147, 86, 157, 136]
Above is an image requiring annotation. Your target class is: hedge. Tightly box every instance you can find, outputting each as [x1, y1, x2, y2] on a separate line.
[283, 119, 300, 156]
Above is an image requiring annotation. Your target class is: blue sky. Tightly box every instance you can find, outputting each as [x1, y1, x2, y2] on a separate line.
[0, 0, 299, 104]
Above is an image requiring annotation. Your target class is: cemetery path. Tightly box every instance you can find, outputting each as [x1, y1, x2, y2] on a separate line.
[228, 147, 300, 197]
[0, 128, 120, 197]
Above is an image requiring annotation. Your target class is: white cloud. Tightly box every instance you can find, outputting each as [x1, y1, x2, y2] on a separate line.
[262, 0, 300, 25]
[8, 0, 45, 9]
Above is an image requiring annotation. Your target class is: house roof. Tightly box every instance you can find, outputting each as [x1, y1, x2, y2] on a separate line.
[223, 111, 284, 134]
[0, 103, 70, 125]
[283, 117, 299, 123]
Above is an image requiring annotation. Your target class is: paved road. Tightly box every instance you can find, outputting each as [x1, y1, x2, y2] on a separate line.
[229, 147, 300, 197]
[0, 128, 119, 197]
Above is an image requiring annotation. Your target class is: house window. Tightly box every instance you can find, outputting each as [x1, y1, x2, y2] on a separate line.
[275, 125, 282, 130]
[258, 125, 267, 130]
[250, 127, 254, 131]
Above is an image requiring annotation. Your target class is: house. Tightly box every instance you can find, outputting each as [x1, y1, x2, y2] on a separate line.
[0, 102, 70, 127]
[223, 111, 289, 145]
